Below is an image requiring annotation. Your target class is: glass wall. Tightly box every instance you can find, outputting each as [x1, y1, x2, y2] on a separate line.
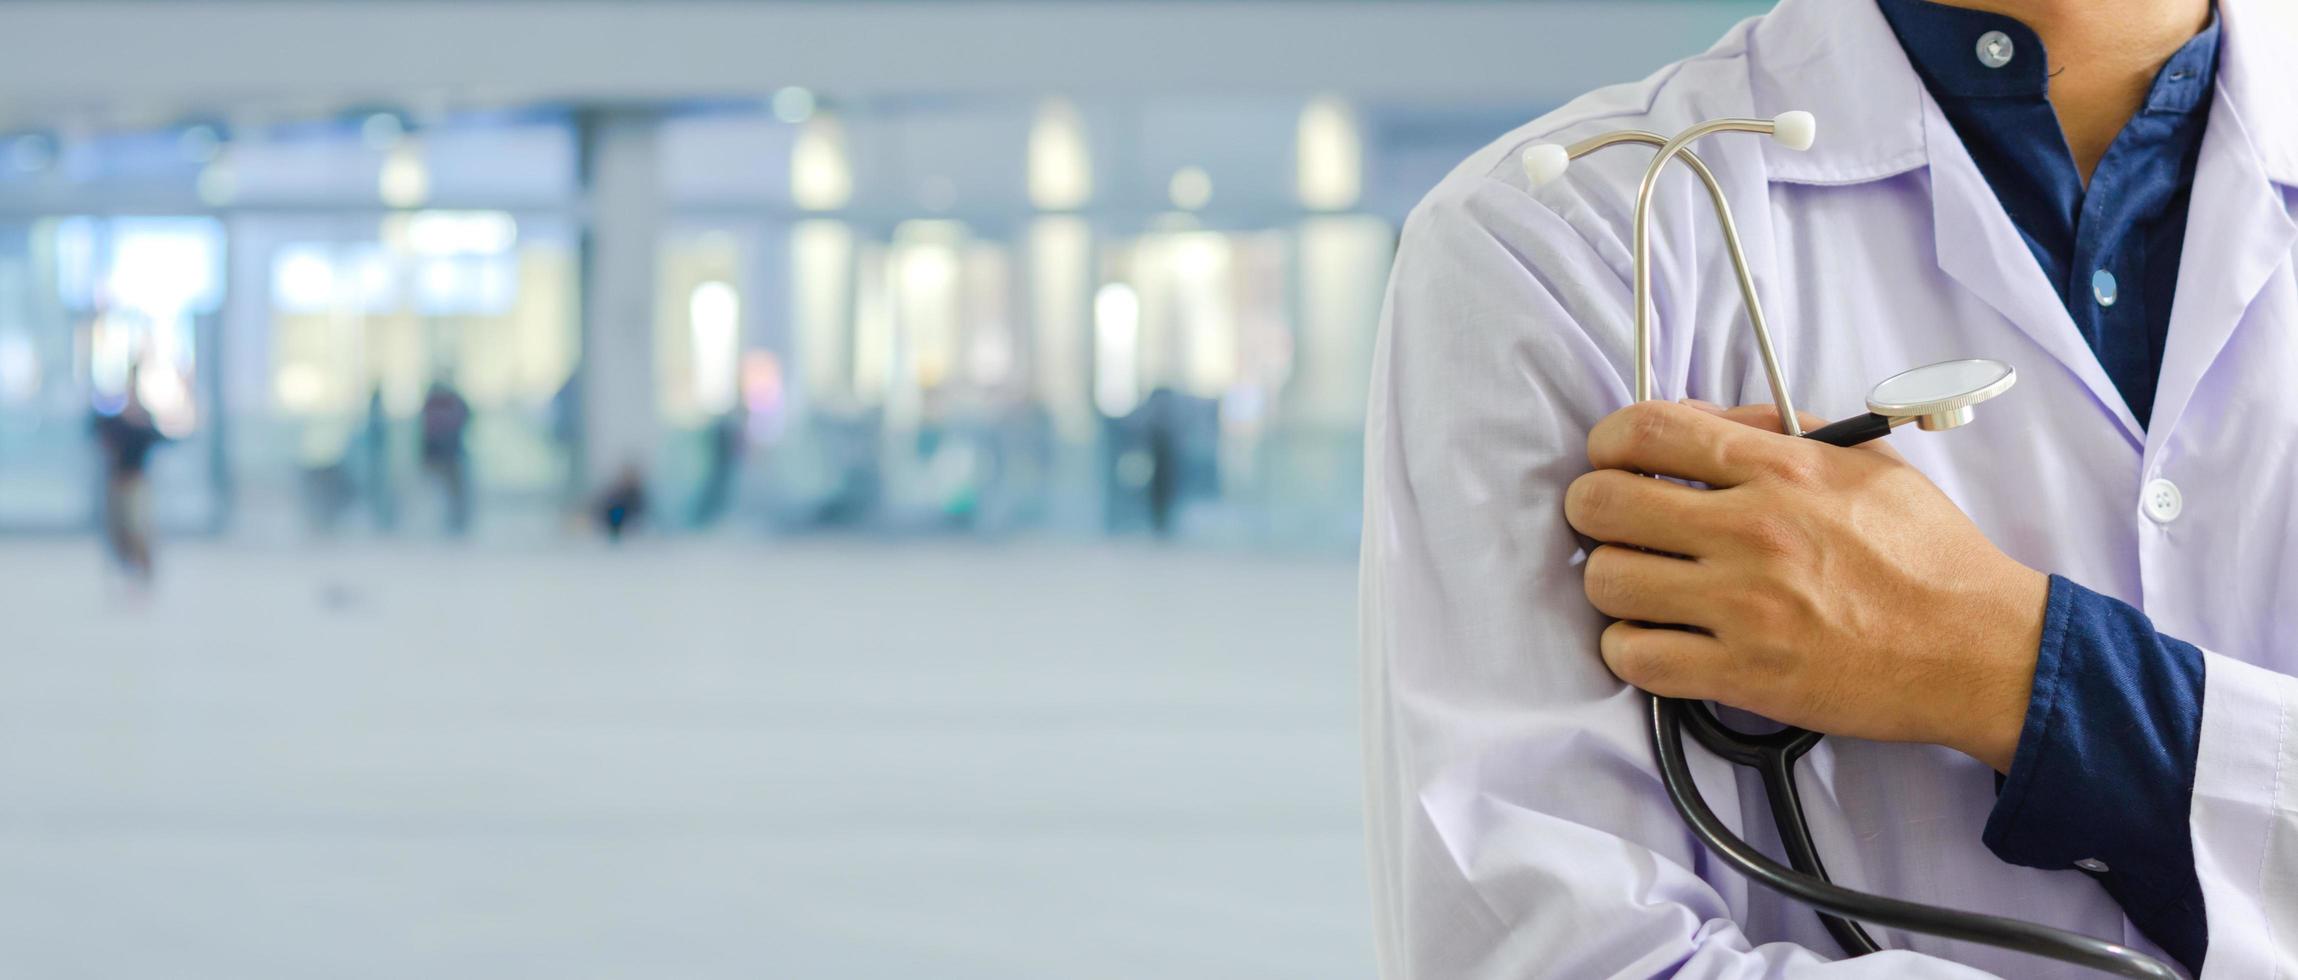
[0, 93, 1523, 548]
[235, 210, 579, 536]
[0, 215, 226, 531]
[643, 94, 1414, 546]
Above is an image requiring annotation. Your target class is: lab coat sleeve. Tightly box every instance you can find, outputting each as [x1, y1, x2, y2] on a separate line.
[2188, 650, 2298, 979]
[1359, 173, 1995, 979]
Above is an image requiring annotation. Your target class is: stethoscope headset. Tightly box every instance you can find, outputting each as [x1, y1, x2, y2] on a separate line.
[1520, 114, 2180, 979]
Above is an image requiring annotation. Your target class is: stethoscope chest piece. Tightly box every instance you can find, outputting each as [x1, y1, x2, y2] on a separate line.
[1866, 358, 2017, 432]
[1530, 107, 2175, 977]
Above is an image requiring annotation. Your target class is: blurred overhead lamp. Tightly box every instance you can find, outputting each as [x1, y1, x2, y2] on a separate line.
[178, 124, 223, 164]
[1169, 166, 1213, 212]
[791, 113, 853, 211]
[772, 86, 817, 125]
[1028, 97, 1092, 211]
[196, 156, 237, 207]
[379, 139, 429, 209]
[1296, 95, 1363, 211]
[361, 111, 408, 150]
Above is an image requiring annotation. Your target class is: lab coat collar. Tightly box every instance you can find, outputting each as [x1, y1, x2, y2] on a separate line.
[1920, 96, 2149, 448]
[1748, 0, 1929, 186]
[2217, 0, 2298, 188]
[1913, 0, 2298, 452]
[2148, 57, 2298, 448]
[1750, 0, 2298, 189]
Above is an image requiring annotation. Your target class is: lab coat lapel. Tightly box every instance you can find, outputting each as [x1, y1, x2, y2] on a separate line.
[2147, 65, 2298, 447]
[1922, 99, 2147, 448]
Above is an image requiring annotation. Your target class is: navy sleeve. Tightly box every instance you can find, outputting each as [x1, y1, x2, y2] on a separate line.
[1982, 575, 2206, 973]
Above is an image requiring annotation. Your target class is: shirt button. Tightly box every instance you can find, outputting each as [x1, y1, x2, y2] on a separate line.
[2092, 268, 2119, 307]
[1976, 30, 2015, 69]
[2075, 858, 2111, 874]
[2143, 478, 2183, 524]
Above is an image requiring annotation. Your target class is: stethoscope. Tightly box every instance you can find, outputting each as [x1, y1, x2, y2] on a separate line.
[1522, 114, 2180, 980]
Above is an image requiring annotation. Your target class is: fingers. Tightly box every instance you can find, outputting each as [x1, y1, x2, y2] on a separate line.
[1587, 400, 1806, 488]
[1683, 400, 1907, 463]
[1600, 620, 1731, 700]
[1581, 545, 1716, 625]
[1684, 400, 1826, 436]
[1564, 470, 1724, 556]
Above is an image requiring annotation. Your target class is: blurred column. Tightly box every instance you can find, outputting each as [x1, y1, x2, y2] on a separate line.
[577, 111, 662, 490]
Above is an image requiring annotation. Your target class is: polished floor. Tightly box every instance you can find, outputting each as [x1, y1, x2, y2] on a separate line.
[0, 539, 1370, 979]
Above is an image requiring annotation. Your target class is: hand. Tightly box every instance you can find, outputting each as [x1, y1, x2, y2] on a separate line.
[1562, 399, 2047, 772]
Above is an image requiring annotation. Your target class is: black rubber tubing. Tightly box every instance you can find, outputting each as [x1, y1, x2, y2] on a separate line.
[1639, 411, 2181, 979]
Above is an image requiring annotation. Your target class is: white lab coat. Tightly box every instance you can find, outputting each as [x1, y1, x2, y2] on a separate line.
[1360, 0, 2298, 976]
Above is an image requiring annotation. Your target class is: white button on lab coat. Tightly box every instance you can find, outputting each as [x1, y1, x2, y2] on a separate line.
[1360, 0, 2298, 976]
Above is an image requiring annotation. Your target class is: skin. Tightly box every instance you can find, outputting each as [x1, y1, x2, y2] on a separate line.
[1566, 402, 2044, 772]
[1562, 1, 2214, 773]
[1937, 0, 2212, 183]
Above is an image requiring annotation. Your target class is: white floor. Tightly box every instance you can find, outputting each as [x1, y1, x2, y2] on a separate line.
[0, 539, 1372, 980]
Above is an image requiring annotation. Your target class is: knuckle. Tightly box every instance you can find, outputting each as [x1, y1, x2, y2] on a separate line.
[1581, 547, 1639, 612]
[1623, 402, 1674, 454]
[1764, 450, 1826, 487]
[1564, 473, 1612, 528]
[1600, 623, 1666, 688]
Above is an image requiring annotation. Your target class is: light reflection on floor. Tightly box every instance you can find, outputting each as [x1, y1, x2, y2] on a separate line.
[0, 539, 1370, 980]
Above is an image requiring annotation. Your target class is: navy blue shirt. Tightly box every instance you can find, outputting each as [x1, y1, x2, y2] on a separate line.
[1877, 1, 2216, 971]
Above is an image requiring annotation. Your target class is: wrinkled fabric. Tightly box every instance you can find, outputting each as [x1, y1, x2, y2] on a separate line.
[1360, 0, 2298, 976]
[1869, 2, 2222, 965]
[1984, 577, 2207, 972]
[1875, 0, 2218, 426]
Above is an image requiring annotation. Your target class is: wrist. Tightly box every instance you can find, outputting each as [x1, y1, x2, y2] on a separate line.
[1944, 563, 2049, 772]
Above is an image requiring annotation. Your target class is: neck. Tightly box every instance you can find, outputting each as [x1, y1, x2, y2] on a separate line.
[1934, 0, 2212, 182]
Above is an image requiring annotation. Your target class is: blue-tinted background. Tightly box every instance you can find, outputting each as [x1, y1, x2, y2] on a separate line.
[0, 3, 1759, 976]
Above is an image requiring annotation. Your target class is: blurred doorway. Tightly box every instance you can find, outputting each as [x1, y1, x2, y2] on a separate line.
[0, 216, 226, 532]
[235, 210, 579, 536]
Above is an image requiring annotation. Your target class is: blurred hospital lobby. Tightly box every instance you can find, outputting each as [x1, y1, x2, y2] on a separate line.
[0, 2, 1760, 977]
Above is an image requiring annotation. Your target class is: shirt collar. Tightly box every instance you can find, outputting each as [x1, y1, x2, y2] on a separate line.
[1749, 0, 2298, 187]
[1874, 0, 2050, 101]
[1874, 0, 2219, 114]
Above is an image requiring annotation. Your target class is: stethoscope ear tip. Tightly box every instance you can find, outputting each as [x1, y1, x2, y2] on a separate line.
[1770, 111, 1817, 151]
[1522, 143, 1572, 188]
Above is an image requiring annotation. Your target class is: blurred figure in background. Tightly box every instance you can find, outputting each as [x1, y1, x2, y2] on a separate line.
[595, 462, 648, 541]
[419, 379, 472, 536]
[688, 408, 743, 528]
[1142, 387, 1181, 539]
[362, 386, 398, 532]
[93, 364, 166, 584]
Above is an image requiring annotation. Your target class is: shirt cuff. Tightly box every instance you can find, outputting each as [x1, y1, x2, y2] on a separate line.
[1981, 575, 2207, 973]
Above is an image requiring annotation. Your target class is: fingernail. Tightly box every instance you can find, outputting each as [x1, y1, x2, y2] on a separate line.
[1679, 398, 1723, 412]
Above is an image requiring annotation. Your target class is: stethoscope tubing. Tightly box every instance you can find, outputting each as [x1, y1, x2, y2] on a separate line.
[1560, 127, 2184, 978]
[1653, 696, 2178, 979]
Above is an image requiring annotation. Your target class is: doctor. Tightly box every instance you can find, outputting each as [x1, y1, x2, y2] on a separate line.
[1361, 0, 2298, 976]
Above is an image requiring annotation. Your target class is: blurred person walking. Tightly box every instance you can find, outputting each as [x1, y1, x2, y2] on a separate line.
[595, 462, 648, 541]
[362, 386, 398, 532]
[1144, 388, 1181, 538]
[419, 379, 472, 536]
[92, 366, 166, 584]
[689, 409, 744, 528]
